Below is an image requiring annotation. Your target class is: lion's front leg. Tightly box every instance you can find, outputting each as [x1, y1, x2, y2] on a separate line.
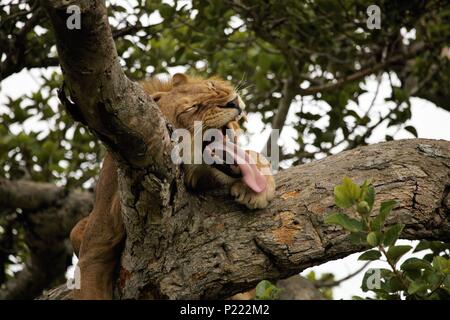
[230, 150, 275, 209]
[70, 216, 88, 257]
[74, 194, 124, 300]
[71, 153, 125, 300]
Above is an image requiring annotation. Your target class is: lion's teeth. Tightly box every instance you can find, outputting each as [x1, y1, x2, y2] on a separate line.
[236, 111, 248, 122]
[225, 122, 236, 141]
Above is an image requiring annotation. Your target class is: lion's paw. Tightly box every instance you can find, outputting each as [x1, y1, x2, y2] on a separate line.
[230, 175, 275, 209]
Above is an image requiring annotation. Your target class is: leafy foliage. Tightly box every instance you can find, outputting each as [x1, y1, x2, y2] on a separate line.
[326, 177, 450, 300]
[1, 0, 450, 297]
[0, 72, 103, 187]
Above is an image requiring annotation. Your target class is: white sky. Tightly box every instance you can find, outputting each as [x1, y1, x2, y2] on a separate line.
[1, 0, 449, 300]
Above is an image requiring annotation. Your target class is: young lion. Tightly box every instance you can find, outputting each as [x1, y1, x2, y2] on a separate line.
[70, 74, 276, 299]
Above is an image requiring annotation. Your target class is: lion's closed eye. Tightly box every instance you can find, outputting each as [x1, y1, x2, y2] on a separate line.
[184, 106, 196, 113]
[176, 104, 201, 123]
[184, 104, 202, 113]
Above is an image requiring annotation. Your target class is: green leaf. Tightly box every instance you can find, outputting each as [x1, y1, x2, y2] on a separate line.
[361, 268, 391, 292]
[334, 177, 361, 208]
[379, 200, 397, 217]
[386, 245, 412, 264]
[255, 280, 281, 300]
[371, 200, 397, 231]
[306, 271, 316, 282]
[359, 250, 382, 261]
[356, 201, 370, 215]
[158, 3, 175, 19]
[363, 185, 375, 210]
[413, 240, 432, 253]
[403, 269, 422, 282]
[387, 276, 404, 293]
[426, 272, 444, 289]
[401, 258, 432, 271]
[367, 232, 380, 247]
[414, 240, 450, 253]
[443, 275, 450, 293]
[408, 279, 428, 295]
[347, 232, 368, 245]
[370, 218, 382, 232]
[423, 253, 435, 263]
[324, 213, 363, 232]
[432, 256, 450, 274]
[383, 224, 404, 247]
[404, 125, 418, 137]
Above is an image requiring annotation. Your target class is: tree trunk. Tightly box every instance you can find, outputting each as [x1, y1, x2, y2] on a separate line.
[40, 1, 450, 300]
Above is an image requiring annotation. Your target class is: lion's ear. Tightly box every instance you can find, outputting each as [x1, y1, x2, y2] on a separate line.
[172, 73, 188, 87]
[150, 91, 166, 103]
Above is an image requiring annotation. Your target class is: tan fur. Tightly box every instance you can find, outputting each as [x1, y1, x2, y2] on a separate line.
[71, 74, 276, 299]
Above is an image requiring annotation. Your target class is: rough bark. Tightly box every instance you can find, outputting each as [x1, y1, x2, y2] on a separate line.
[40, 0, 450, 300]
[42, 0, 175, 174]
[37, 138, 450, 300]
[276, 276, 325, 300]
[0, 180, 93, 299]
[116, 138, 450, 299]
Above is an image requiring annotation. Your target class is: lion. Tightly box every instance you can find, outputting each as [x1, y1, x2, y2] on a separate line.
[69, 73, 276, 299]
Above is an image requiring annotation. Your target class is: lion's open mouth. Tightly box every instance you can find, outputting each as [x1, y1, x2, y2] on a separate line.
[211, 123, 241, 178]
[203, 122, 267, 193]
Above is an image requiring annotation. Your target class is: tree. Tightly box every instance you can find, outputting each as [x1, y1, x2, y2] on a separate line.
[0, 0, 449, 299]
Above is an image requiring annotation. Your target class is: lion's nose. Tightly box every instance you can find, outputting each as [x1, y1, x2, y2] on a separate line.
[224, 97, 242, 113]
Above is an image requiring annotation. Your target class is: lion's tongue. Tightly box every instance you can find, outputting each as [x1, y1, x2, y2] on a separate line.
[206, 135, 267, 193]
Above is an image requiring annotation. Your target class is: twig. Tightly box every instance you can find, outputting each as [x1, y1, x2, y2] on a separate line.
[314, 261, 372, 288]
[298, 45, 426, 96]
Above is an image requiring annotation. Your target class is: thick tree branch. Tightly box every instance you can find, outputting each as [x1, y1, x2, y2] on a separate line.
[0, 183, 93, 299]
[115, 138, 449, 299]
[0, 178, 66, 211]
[39, 138, 450, 300]
[277, 276, 326, 300]
[41, 0, 175, 174]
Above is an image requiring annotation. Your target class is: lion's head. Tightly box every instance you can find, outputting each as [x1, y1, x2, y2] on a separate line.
[141, 73, 267, 194]
[141, 73, 245, 135]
